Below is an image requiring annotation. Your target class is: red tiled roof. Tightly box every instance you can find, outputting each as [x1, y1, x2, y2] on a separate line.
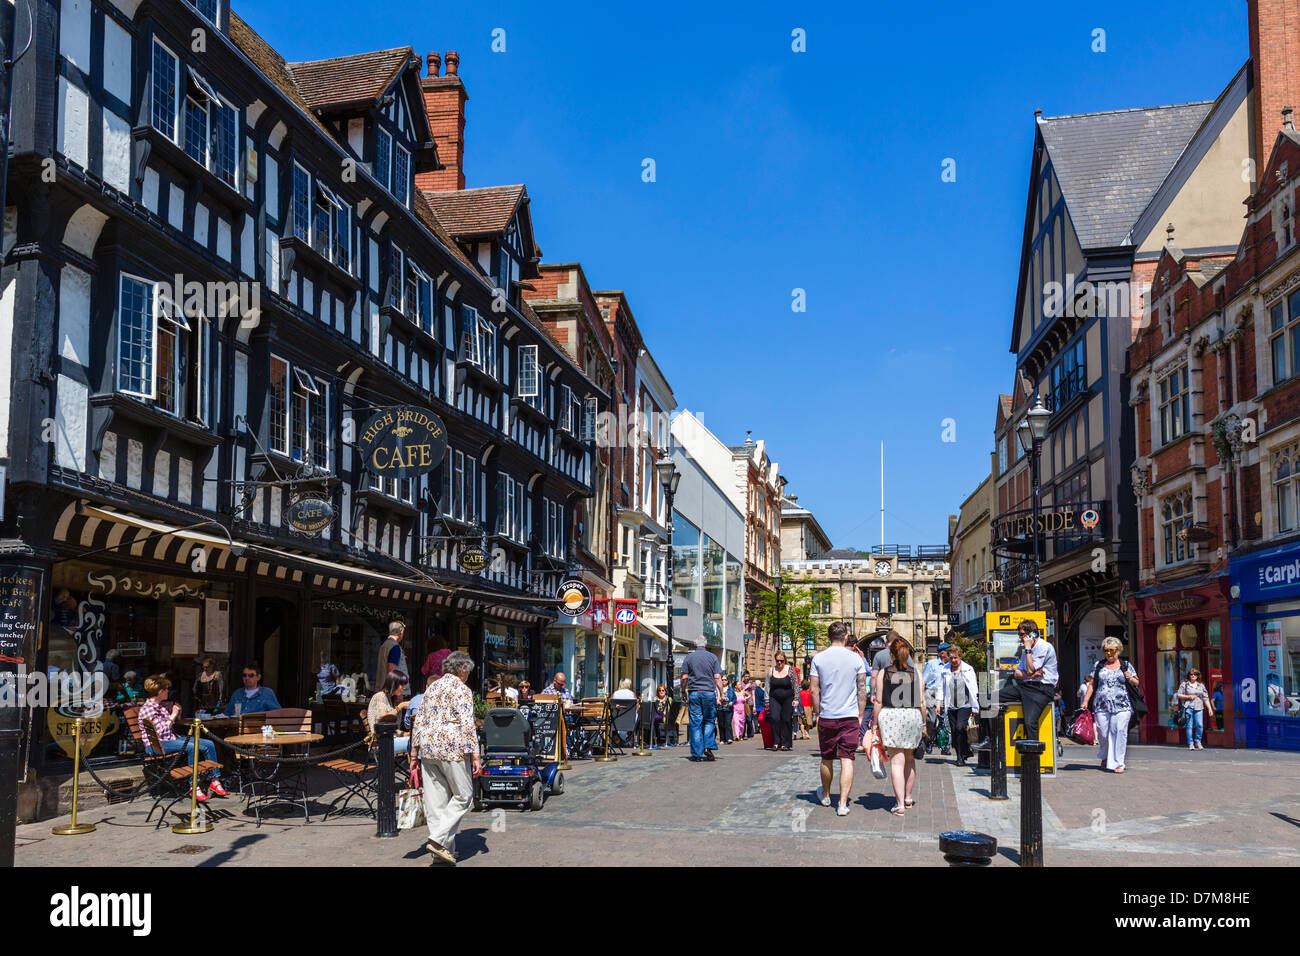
[423, 185, 525, 237]
[288, 47, 414, 111]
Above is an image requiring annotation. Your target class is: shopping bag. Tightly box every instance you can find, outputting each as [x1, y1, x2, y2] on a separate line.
[396, 766, 425, 831]
[864, 726, 887, 779]
[1069, 709, 1096, 746]
[936, 723, 950, 750]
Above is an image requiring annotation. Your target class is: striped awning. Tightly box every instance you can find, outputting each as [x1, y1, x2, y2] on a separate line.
[52, 502, 557, 621]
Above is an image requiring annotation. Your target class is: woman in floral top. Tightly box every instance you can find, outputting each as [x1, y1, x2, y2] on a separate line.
[139, 675, 227, 800]
[1081, 637, 1140, 774]
[411, 651, 480, 865]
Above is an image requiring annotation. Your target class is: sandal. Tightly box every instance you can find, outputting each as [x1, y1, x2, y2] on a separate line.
[904, 799, 915, 808]
[1113, 767, 1125, 774]
[890, 805, 906, 815]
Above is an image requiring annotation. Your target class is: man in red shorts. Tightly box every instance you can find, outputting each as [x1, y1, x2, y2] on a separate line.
[810, 621, 868, 817]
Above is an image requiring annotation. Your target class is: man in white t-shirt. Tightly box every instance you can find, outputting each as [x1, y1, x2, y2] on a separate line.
[810, 621, 868, 816]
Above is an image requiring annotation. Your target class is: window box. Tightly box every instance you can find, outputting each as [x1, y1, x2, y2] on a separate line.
[132, 125, 251, 216]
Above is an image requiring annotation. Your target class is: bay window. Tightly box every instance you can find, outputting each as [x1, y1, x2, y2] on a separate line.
[268, 353, 330, 470]
[117, 275, 208, 423]
[290, 163, 351, 271]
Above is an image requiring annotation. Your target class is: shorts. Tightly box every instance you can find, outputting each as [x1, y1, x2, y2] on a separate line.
[818, 716, 860, 760]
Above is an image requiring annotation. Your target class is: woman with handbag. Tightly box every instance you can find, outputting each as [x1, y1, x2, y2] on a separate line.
[1080, 637, 1140, 773]
[873, 636, 925, 814]
[1176, 669, 1213, 750]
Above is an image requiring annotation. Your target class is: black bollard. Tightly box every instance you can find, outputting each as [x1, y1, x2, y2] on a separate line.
[975, 715, 991, 770]
[1015, 739, 1045, 867]
[989, 714, 1008, 800]
[374, 721, 398, 838]
[939, 830, 997, 867]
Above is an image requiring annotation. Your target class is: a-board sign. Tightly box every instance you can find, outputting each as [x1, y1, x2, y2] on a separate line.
[525, 698, 563, 763]
[0, 564, 44, 670]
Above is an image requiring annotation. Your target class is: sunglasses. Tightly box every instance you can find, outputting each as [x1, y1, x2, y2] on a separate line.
[242, 673, 258, 678]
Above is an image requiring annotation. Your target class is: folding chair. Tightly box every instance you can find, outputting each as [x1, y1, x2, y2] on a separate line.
[139, 718, 219, 828]
[609, 699, 638, 753]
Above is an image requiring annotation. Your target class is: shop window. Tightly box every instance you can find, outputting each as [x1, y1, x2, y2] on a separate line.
[1257, 615, 1300, 719]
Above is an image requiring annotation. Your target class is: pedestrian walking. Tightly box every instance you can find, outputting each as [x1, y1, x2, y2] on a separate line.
[740, 671, 757, 738]
[411, 651, 480, 865]
[798, 678, 814, 739]
[810, 622, 868, 817]
[922, 645, 950, 754]
[941, 644, 980, 766]
[1080, 637, 1139, 773]
[973, 620, 1059, 750]
[765, 653, 797, 751]
[874, 636, 925, 815]
[1175, 668, 1214, 750]
[679, 644, 724, 761]
[731, 677, 748, 741]
[717, 676, 735, 744]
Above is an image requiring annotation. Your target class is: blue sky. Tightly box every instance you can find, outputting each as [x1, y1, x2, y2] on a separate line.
[237, 0, 1246, 549]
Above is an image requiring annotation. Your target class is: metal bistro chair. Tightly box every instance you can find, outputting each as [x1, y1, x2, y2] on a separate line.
[573, 697, 609, 758]
[138, 716, 220, 828]
[608, 699, 638, 754]
[232, 711, 268, 798]
[663, 700, 682, 747]
[321, 710, 379, 820]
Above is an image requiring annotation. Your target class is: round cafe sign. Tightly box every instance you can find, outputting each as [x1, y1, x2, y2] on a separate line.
[357, 405, 448, 479]
[286, 496, 334, 534]
[459, 545, 488, 573]
[556, 578, 592, 617]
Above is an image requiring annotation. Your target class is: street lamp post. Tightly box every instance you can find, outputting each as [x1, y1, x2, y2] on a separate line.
[655, 457, 682, 690]
[1017, 396, 1052, 613]
[922, 599, 931, 657]
[930, 575, 947, 657]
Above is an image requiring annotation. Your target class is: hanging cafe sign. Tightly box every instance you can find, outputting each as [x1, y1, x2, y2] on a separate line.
[993, 501, 1107, 548]
[286, 496, 334, 534]
[357, 405, 448, 479]
[459, 545, 488, 573]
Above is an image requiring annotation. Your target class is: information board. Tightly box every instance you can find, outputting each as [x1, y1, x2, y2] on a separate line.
[0, 564, 44, 670]
[984, 611, 1047, 673]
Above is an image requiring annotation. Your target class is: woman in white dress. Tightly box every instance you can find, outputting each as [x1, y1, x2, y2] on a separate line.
[872, 636, 925, 815]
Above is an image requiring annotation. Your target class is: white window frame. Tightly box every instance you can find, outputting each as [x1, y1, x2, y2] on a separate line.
[1274, 450, 1299, 534]
[393, 143, 410, 207]
[375, 127, 392, 191]
[151, 39, 180, 144]
[517, 344, 539, 398]
[1157, 365, 1190, 446]
[1160, 491, 1192, 566]
[269, 355, 290, 455]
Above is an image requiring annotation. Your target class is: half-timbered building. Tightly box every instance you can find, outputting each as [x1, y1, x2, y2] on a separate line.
[1, 0, 599, 766]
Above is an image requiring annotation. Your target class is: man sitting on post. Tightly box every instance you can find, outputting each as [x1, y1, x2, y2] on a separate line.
[973, 620, 1057, 749]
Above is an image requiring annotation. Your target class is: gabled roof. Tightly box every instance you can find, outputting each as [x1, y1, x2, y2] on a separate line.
[288, 48, 415, 112]
[1039, 101, 1214, 249]
[424, 185, 526, 238]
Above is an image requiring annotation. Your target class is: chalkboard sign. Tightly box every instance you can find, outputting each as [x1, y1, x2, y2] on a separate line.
[0, 564, 44, 671]
[526, 699, 563, 763]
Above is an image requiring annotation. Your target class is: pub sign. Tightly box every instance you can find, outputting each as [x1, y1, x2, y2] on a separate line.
[358, 405, 448, 479]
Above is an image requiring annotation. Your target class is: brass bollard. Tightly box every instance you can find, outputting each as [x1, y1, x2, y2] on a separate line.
[173, 719, 214, 834]
[52, 717, 97, 835]
[558, 709, 571, 771]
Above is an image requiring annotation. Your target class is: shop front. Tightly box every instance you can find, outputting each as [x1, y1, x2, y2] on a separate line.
[1131, 575, 1232, 746]
[1229, 545, 1300, 751]
[44, 556, 240, 765]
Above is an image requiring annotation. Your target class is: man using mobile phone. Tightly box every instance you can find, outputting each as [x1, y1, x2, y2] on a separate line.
[973, 620, 1058, 748]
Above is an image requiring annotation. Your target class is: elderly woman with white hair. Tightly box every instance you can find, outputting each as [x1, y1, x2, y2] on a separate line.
[1080, 636, 1140, 773]
[411, 651, 480, 864]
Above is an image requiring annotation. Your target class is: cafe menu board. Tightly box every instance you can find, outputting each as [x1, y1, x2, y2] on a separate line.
[527, 699, 563, 763]
[0, 565, 44, 671]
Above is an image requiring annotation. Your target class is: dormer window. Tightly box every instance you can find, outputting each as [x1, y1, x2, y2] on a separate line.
[375, 128, 391, 191]
[393, 144, 410, 207]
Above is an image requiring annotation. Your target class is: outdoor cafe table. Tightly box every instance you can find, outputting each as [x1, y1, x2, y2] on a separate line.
[225, 732, 323, 825]
[195, 715, 240, 772]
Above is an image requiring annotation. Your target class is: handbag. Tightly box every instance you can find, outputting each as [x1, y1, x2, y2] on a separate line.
[1124, 663, 1149, 718]
[1069, 709, 1096, 745]
[396, 765, 425, 831]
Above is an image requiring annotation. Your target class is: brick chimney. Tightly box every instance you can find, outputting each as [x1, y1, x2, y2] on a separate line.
[416, 49, 467, 193]
[1249, 1, 1300, 163]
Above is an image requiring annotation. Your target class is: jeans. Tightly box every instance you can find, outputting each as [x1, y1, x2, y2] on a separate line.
[744, 715, 756, 738]
[1186, 707, 1204, 745]
[688, 692, 718, 758]
[421, 755, 474, 853]
[717, 707, 733, 743]
[155, 737, 220, 778]
[1095, 708, 1131, 769]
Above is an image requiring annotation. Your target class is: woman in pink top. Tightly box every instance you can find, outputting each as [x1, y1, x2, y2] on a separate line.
[733, 682, 748, 739]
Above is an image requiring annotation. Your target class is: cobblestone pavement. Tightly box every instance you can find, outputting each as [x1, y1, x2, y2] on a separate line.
[15, 736, 1300, 866]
